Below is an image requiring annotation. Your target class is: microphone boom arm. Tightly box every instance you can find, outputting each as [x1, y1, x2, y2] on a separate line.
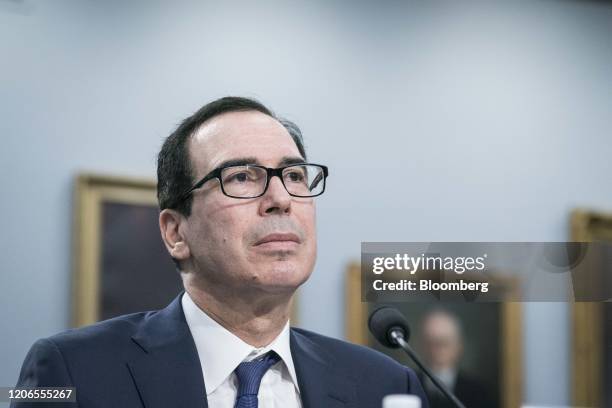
[390, 330, 467, 408]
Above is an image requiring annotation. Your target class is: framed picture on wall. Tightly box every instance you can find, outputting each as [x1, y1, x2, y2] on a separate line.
[345, 263, 522, 408]
[571, 209, 612, 408]
[72, 173, 183, 327]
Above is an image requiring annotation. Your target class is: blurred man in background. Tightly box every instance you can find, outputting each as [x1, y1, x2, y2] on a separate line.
[419, 309, 492, 408]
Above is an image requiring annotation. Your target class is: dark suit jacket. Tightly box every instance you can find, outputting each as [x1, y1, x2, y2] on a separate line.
[419, 370, 493, 408]
[13, 293, 429, 407]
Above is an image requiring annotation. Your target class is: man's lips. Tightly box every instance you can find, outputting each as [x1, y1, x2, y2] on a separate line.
[254, 233, 301, 246]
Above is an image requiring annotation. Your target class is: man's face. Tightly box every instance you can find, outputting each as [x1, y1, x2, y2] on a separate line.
[421, 313, 463, 371]
[181, 110, 317, 295]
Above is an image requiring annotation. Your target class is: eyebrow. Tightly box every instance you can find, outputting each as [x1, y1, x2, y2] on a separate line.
[278, 156, 307, 166]
[215, 156, 306, 169]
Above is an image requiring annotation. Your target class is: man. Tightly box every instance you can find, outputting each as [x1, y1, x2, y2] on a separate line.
[13, 97, 428, 407]
[419, 309, 492, 408]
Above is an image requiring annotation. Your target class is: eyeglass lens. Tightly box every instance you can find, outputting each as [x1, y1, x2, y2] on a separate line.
[220, 164, 325, 198]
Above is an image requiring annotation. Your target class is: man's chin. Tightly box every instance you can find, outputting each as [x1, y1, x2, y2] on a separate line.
[250, 267, 311, 292]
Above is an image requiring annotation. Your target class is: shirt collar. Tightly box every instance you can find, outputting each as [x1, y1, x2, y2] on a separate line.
[181, 291, 300, 396]
[431, 367, 457, 390]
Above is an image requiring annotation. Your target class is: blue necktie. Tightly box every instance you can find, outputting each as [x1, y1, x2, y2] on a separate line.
[234, 351, 281, 408]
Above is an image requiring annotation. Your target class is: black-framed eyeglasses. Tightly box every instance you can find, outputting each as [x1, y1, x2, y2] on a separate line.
[179, 163, 329, 201]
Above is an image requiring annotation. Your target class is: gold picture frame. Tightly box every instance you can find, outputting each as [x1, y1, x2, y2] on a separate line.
[345, 263, 523, 408]
[570, 208, 612, 408]
[72, 173, 181, 327]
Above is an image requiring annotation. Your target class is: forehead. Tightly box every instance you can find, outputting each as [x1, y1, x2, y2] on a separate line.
[424, 314, 459, 336]
[188, 110, 302, 174]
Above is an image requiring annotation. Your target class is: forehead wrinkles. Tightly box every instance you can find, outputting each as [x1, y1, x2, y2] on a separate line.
[188, 112, 298, 174]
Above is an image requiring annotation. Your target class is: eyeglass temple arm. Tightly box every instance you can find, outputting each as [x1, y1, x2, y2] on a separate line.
[178, 172, 218, 202]
[309, 171, 324, 191]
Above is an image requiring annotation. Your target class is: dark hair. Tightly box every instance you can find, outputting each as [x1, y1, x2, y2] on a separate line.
[157, 96, 307, 215]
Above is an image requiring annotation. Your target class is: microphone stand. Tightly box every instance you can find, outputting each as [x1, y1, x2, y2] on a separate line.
[390, 330, 467, 408]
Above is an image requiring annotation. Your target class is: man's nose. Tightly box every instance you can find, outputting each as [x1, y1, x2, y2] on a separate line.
[259, 175, 292, 215]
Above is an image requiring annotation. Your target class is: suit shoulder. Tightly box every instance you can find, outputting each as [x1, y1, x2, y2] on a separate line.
[291, 327, 407, 372]
[44, 310, 154, 354]
[291, 328, 428, 404]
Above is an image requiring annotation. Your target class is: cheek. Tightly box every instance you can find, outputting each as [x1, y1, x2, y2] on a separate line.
[292, 206, 317, 272]
[212, 211, 257, 264]
[304, 208, 318, 255]
[297, 201, 317, 237]
[189, 207, 244, 257]
[211, 213, 249, 249]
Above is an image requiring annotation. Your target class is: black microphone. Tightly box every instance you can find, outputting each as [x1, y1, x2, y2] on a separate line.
[368, 307, 467, 408]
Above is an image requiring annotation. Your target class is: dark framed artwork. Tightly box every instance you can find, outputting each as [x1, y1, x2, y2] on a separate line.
[72, 174, 182, 326]
[345, 263, 522, 408]
[571, 209, 612, 408]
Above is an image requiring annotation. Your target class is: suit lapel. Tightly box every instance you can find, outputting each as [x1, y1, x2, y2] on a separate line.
[125, 294, 356, 408]
[127, 293, 207, 408]
[290, 329, 356, 408]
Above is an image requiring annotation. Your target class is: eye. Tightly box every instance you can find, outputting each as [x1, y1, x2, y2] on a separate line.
[223, 169, 260, 184]
[231, 172, 248, 183]
[285, 169, 307, 184]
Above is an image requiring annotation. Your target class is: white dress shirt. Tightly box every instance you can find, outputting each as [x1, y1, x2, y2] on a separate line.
[182, 292, 302, 408]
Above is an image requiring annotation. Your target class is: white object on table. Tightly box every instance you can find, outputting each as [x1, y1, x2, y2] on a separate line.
[382, 394, 421, 408]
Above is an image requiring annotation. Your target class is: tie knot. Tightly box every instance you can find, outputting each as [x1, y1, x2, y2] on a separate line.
[235, 351, 281, 398]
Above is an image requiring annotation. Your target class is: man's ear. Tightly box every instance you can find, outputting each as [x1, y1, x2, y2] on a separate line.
[159, 209, 191, 261]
